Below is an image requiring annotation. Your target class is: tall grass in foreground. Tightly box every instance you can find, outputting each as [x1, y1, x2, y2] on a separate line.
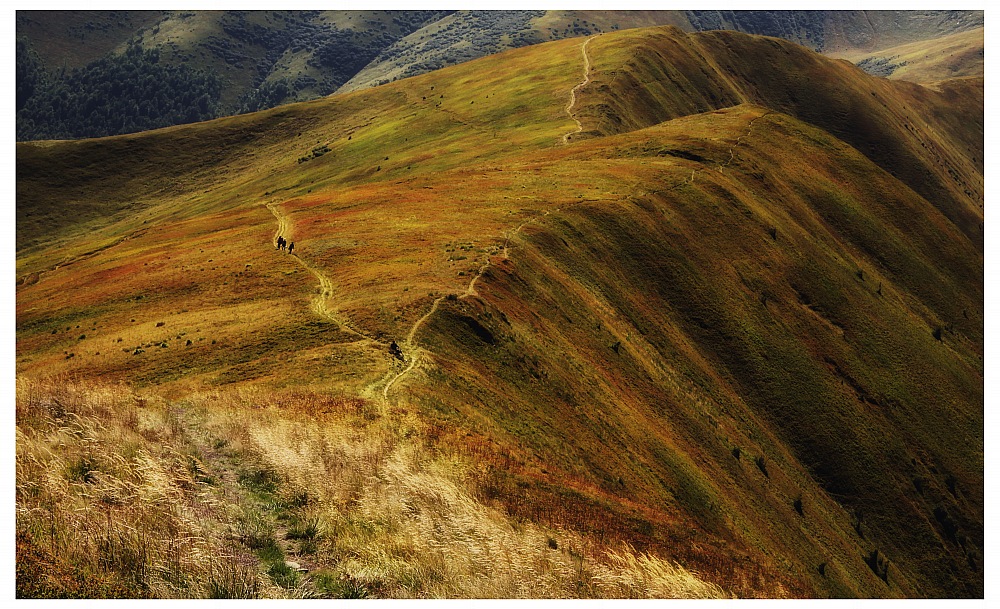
[16, 376, 730, 599]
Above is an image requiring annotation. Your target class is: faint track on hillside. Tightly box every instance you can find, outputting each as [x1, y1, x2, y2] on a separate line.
[17, 229, 148, 287]
[720, 111, 773, 169]
[382, 214, 542, 403]
[265, 200, 375, 344]
[655, 109, 774, 194]
[561, 35, 598, 145]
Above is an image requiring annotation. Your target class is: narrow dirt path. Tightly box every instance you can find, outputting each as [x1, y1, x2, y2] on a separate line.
[265, 201, 375, 344]
[380, 213, 548, 403]
[654, 109, 773, 195]
[561, 35, 598, 144]
[719, 111, 773, 170]
[18, 228, 148, 287]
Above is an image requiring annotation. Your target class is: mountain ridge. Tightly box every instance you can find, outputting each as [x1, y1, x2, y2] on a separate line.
[16, 26, 983, 598]
[16, 10, 984, 140]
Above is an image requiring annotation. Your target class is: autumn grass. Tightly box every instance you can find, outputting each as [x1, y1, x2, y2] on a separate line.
[16, 376, 730, 598]
[16, 25, 982, 598]
[15, 377, 265, 598]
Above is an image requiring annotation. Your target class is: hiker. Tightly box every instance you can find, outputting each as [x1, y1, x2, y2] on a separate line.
[389, 341, 404, 361]
[276, 236, 284, 250]
[288, 242, 294, 255]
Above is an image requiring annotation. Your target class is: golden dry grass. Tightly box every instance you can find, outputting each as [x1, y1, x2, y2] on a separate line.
[16, 376, 732, 598]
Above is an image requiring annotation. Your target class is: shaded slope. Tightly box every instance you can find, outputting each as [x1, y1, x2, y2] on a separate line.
[684, 10, 982, 55]
[16, 27, 982, 598]
[396, 107, 981, 598]
[574, 28, 983, 248]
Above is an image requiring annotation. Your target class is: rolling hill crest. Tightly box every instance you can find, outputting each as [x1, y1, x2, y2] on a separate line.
[15, 26, 983, 599]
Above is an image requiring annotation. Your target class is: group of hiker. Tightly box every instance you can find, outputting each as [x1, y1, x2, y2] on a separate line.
[276, 236, 294, 255]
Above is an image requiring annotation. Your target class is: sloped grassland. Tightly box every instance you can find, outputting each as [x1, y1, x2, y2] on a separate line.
[15, 27, 982, 598]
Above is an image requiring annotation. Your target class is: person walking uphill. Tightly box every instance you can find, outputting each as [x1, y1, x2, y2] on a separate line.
[288, 241, 295, 255]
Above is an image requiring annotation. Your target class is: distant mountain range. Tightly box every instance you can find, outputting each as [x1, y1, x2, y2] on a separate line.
[16, 10, 983, 141]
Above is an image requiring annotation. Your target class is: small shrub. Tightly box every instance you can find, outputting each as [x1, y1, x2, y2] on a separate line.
[755, 455, 768, 478]
[287, 517, 321, 541]
[283, 489, 313, 509]
[267, 562, 299, 589]
[864, 548, 889, 584]
[67, 456, 99, 484]
[208, 560, 260, 599]
[256, 541, 284, 566]
[238, 467, 280, 495]
[236, 512, 275, 552]
[313, 572, 369, 599]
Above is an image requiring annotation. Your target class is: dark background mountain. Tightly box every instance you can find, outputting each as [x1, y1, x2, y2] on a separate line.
[15, 9, 983, 141]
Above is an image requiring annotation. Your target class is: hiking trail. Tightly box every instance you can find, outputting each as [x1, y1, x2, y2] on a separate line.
[561, 35, 597, 144]
[381, 215, 543, 403]
[655, 109, 773, 194]
[265, 201, 374, 344]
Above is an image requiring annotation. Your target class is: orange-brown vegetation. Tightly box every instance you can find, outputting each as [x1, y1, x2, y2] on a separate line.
[17, 26, 982, 598]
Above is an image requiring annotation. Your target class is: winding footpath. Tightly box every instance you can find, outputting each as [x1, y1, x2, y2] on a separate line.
[266, 44, 770, 409]
[561, 35, 597, 144]
[660, 109, 773, 194]
[381, 252, 493, 402]
[265, 201, 374, 344]
[382, 36, 602, 401]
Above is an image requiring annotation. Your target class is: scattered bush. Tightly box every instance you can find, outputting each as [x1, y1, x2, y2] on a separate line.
[267, 561, 299, 589]
[864, 548, 889, 584]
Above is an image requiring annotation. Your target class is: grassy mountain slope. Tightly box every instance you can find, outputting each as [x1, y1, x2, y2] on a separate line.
[833, 27, 984, 86]
[340, 10, 985, 93]
[17, 10, 983, 140]
[573, 28, 983, 247]
[684, 10, 982, 55]
[16, 27, 982, 598]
